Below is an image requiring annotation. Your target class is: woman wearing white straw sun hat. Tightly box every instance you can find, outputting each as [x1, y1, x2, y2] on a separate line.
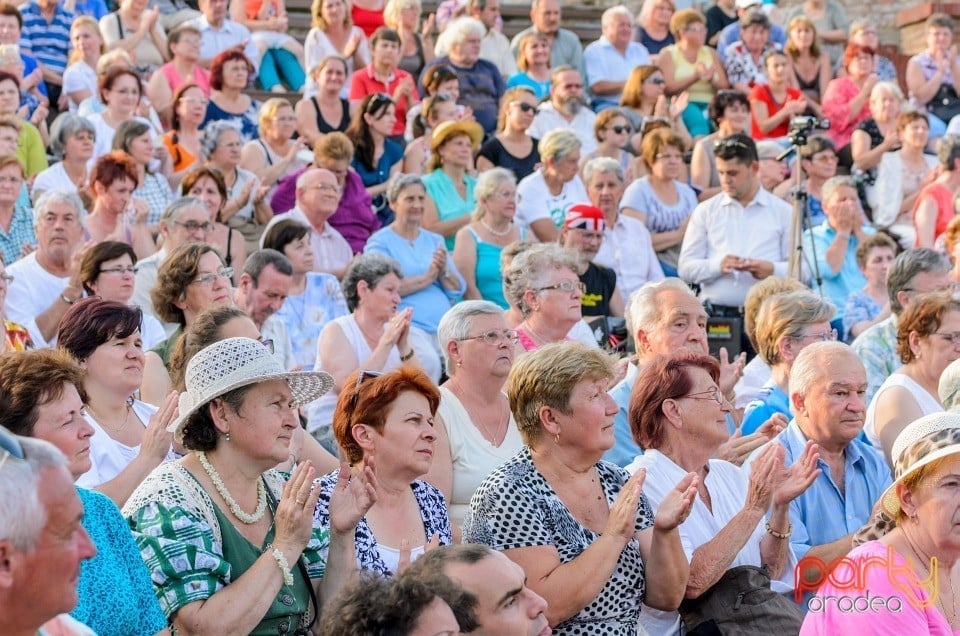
[123, 336, 377, 635]
[800, 411, 960, 634]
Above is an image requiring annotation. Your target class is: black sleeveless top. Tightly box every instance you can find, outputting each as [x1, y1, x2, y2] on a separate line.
[311, 97, 350, 134]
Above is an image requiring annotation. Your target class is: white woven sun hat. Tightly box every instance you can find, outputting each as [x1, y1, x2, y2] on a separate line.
[167, 337, 334, 443]
[879, 412, 960, 518]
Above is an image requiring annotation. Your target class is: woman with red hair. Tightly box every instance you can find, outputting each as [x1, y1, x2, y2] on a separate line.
[85, 150, 155, 258]
[822, 43, 877, 150]
[202, 48, 260, 141]
[316, 366, 453, 576]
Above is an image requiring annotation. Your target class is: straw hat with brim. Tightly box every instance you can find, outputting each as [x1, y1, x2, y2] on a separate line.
[879, 412, 960, 518]
[430, 120, 484, 154]
[167, 337, 334, 443]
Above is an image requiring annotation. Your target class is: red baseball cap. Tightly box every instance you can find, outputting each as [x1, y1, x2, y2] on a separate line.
[563, 203, 606, 231]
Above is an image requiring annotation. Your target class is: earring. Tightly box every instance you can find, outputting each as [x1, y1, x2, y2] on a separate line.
[555, 431, 560, 445]
[225, 431, 231, 442]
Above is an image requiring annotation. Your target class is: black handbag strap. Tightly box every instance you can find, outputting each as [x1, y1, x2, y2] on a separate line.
[263, 477, 319, 634]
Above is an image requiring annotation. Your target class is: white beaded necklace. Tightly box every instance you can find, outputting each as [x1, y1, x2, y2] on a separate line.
[197, 451, 268, 524]
[480, 218, 513, 237]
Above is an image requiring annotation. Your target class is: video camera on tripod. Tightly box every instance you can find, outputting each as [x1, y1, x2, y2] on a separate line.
[787, 116, 831, 146]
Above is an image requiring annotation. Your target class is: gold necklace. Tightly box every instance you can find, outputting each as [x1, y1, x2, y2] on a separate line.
[451, 380, 507, 446]
[85, 401, 132, 434]
[904, 530, 958, 626]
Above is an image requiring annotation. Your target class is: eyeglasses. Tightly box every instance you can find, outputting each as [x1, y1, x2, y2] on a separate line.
[686, 386, 724, 405]
[0, 425, 24, 472]
[933, 331, 960, 346]
[260, 338, 275, 354]
[535, 280, 586, 294]
[191, 267, 233, 286]
[609, 125, 632, 134]
[794, 328, 838, 342]
[174, 220, 213, 233]
[0, 175, 21, 184]
[0, 273, 12, 284]
[349, 369, 383, 411]
[181, 97, 209, 105]
[645, 77, 666, 85]
[310, 183, 342, 194]
[512, 101, 539, 114]
[99, 265, 139, 276]
[459, 329, 520, 345]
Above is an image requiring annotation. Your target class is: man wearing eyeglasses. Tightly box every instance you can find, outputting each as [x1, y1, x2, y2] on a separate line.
[852, 248, 952, 404]
[559, 203, 624, 318]
[3, 190, 86, 348]
[262, 168, 353, 279]
[677, 133, 793, 357]
[132, 197, 212, 336]
[0, 431, 97, 636]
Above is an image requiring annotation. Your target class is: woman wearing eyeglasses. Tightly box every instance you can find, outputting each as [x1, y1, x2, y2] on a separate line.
[628, 351, 814, 636]
[181, 166, 247, 282]
[866, 292, 960, 467]
[85, 150, 157, 260]
[78, 241, 166, 350]
[317, 365, 452, 577]
[57, 297, 178, 508]
[240, 98, 310, 201]
[476, 86, 541, 182]
[428, 300, 524, 530]
[0, 349, 169, 636]
[742, 289, 836, 435]
[583, 108, 639, 185]
[622, 128, 699, 277]
[503, 242, 586, 352]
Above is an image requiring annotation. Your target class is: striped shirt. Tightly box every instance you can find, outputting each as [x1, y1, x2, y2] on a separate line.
[18, 1, 75, 77]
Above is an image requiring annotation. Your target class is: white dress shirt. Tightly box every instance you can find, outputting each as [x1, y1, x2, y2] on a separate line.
[678, 187, 792, 307]
[527, 102, 598, 155]
[594, 213, 665, 298]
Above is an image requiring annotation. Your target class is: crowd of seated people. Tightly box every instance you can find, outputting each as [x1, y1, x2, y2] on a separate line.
[8, 0, 960, 633]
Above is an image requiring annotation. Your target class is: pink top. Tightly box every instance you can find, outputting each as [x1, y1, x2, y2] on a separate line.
[913, 182, 955, 247]
[822, 76, 872, 149]
[800, 540, 960, 635]
[158, 63, 211, 97]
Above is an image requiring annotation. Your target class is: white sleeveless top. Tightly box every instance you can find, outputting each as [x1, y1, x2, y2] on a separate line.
[307, 314, 402, 435]
[437, 386, 524, 528]
[864, 373, 943, 448]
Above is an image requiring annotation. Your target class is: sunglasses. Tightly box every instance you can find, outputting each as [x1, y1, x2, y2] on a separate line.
[609, 125, 632, 134]
[367, 92, 394, 113]
[0, 425, 24, 472]
[349, 370, 383, 411]
[511, 101, 539, 114]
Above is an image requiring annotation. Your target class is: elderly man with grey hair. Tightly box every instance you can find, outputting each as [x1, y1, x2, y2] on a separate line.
[131, 196, 213, 336]
[466, 0, 516, 79]
[262, 168, 352, 279]
[234, 249, 296, 368]
[0, 429, 97, 636]
[743, 342, 890, 582]
[527, 65, 598, 154]
[584, 5, 651, 111]
[4, 190, 87, 347]
[801, 175, 875, 335]
[852, 247, 952, 404]
[605, 277, 767, 467]
[584, 156, 664, 298]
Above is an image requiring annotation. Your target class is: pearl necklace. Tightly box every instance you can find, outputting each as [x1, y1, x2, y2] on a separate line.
[480, 218, 513, 237]
[197, 451, 268, 524]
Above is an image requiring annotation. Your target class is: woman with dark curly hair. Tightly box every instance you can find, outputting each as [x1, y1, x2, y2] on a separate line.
[125, 336, 376, 634]
[57, 296, 178, 507]
[316, 365, 452, 576]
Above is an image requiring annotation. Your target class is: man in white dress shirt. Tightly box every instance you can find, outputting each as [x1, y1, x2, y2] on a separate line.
[678, 133, 792, 355]
[188, 0, 259, 71]
[262, 168, 353, 279]
[526, 66, 598, 155]
[584, 5, 651, 111]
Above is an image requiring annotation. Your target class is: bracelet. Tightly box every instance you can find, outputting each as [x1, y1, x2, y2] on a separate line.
[270, 547, 294, 586]
[765, 521, 792, 540]
[60, 292, 77, 305]
[400, 349, 415, 362]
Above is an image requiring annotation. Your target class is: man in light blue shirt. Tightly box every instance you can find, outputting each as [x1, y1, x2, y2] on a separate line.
[744, 341, 891, 576]
[584, 5, 650, 111]
[802, 176, 874, 335]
